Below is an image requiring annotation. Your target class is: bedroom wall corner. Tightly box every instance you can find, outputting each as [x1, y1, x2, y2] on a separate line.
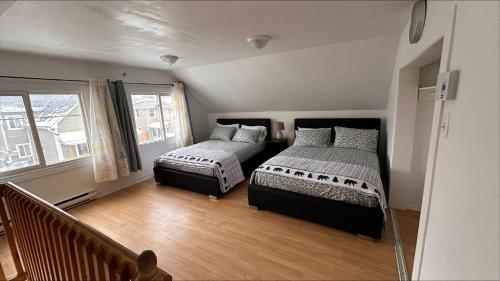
[184, 85, 210, 142]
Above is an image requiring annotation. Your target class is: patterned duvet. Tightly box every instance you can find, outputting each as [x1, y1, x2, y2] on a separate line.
[251, 145, 387, 216]
[155, 140, 266, 193]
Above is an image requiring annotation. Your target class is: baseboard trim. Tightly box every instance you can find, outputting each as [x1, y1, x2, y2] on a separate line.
[95, 172, 154, 199]
[407, 204, 422, 212]
[391, 208, 409, 281]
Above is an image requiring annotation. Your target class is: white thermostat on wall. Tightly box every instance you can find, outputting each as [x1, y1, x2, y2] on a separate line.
[435, 70, 459, 101]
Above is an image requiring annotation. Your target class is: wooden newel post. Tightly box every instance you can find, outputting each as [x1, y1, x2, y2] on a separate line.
[135, 250, 163, 281]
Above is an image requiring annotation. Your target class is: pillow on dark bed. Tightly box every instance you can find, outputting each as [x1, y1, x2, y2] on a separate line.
[293, 128, 331, 148]
[232, 128, 261, 144]
[210, 127, 236, 141]
[334, 126, 378, 152]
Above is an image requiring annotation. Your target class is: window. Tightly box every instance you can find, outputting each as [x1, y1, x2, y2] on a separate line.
[131, 94, 175, 145]
[16, 143, 32, 158]
[30, 94, 89, 165]
[6, 115, 24, 130]
[0, 95, 39, 173]
[160, 95, 176, 138]
[75, 143, 89, 157]
[148, 108, 156, 118]
[0, 92, 89, 174]
[148, 127, 162, 141]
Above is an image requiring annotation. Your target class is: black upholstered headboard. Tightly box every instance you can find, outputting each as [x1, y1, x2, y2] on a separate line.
[217, 118, 272, 140]
[294, 118, 388, 200]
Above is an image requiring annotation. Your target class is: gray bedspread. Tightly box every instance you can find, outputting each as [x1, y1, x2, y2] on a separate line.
[155, 140, 265, 192]
[251, 145, 387, 216]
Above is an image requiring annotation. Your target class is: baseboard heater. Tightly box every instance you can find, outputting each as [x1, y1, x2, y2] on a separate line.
[55, 190, 96, 210]
[0, 191, 96, 235]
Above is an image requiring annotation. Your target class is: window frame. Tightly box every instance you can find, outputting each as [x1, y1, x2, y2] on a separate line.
[15, 143, 33, 158]
[130, 91, 174, 146]
[75, 143, 89, 158]
[159, 95, 176, 138]
[148, 108, 156, 118]
[6, 115, 25, 130]
[0, 90, 91, 177]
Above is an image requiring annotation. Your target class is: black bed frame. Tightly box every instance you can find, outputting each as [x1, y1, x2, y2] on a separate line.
[248, 118, 389, 239]
[154, 118, 272, 198]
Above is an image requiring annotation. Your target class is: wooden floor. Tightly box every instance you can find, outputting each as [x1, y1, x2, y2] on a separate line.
[0, 178, 420, 280]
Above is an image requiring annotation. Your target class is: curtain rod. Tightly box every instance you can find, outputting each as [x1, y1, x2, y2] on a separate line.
[0, 75, 174, 86]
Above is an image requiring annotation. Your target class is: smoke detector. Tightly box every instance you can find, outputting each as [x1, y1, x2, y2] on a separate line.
[160, 55, 179, 65]
[246, 35, 271, 49]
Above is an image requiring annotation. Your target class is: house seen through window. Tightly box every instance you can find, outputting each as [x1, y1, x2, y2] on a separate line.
[0, 93, 90, 173]
[131, 93, 176, 145]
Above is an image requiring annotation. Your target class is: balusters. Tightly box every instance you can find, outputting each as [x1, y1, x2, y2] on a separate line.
[0, 195, 24, 280]
[0, 183, 172, 281]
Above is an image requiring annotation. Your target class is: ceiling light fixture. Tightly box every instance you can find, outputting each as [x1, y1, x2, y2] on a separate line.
[246, 35, 271, 49]
[160, 55, 179, 65]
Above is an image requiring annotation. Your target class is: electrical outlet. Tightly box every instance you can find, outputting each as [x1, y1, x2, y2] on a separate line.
[441, 113, 451, 138]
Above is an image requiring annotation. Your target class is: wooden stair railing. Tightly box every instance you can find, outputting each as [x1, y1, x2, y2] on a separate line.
[0, 182, 172, 281]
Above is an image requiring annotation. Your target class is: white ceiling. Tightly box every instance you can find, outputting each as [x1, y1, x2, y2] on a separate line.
[171, 36, 401, 112]
[0, 1, 411, 69]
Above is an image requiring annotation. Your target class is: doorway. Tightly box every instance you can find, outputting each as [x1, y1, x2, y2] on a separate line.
[397, 59, 440, 278]
[391, 39, 444, 280]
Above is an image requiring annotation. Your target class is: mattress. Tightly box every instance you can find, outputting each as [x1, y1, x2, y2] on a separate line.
[155, 140, 266, 177]
[252, 145, 386, 210]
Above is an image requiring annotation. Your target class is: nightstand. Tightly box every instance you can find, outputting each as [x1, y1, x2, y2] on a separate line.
[266, 138, 288, 157]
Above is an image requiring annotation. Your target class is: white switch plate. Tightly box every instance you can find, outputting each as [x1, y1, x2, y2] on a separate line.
[441, 113, 451, 138]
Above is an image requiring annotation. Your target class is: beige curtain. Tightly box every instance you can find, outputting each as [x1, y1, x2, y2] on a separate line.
[88, 79, 130, 183]
[171, 83, 194, 148]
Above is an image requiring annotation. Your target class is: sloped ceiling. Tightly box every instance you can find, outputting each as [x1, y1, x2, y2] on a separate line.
[0, 1, 410, 69]
[0, 1, 411, 114]
[170, 36, 401, 113]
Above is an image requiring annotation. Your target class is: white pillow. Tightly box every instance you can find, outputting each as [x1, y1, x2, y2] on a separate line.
[217, 123, 239, 128]
[241, 125, 267, 142]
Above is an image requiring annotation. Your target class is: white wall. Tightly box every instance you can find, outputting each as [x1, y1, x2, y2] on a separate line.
[408, 94, 434, 211]
[0, 51, 207, 203]
[405, 61, 439, 211]
[170, 36, 399, 113]
[385, 1, 499, 279]
[208, 110, 386, 146]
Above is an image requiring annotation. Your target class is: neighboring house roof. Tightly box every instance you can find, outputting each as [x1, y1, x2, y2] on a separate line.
[0, 99, 78, 129]
[0, 105, 25, 113]
[33, 103, 78, 129]
[56, 131, 87, 145]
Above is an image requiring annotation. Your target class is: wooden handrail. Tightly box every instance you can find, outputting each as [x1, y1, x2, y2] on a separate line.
[0, 182, 172, 281]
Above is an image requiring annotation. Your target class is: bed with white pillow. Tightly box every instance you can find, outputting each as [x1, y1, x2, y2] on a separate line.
[154, 118, 271, 198]
[248, 118, 388, 239]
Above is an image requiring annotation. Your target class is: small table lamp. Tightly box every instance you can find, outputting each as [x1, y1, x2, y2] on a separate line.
[273, 121, 285, 140]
